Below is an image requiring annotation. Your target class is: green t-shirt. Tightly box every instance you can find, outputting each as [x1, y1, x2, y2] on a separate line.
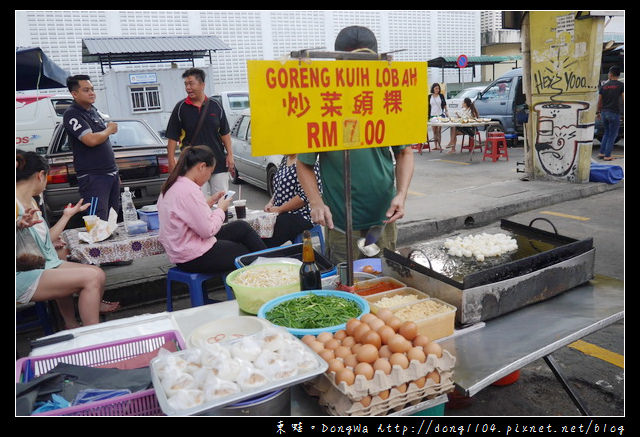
[298, 146, 406, 231]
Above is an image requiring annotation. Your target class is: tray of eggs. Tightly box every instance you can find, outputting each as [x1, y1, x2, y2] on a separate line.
[301, 309, 455, 402]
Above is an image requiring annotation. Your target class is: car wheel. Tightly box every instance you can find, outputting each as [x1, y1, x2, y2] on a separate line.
[267, 165, 278, 198]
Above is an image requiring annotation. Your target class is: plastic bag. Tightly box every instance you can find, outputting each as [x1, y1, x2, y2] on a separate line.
[16, 228, 45, 271]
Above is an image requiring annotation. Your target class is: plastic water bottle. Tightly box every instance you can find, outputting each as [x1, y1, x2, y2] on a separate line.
[121, 187, 138, 233]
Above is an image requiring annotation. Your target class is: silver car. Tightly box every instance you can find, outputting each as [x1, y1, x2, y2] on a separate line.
[230, 111, 283, 197]
[447, 86, 485, 112]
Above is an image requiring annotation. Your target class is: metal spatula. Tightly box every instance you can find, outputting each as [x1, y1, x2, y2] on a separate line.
[364, 224, 385, 246]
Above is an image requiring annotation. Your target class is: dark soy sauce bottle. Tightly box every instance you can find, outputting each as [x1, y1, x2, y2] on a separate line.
[299, 230, 321, 290]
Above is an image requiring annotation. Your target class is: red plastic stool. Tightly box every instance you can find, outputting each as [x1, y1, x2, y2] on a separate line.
[483, 132, 509, 162]
[492, 370, 520, 386]
[460, 130, 483, 155]
[411, 141, 431, 154]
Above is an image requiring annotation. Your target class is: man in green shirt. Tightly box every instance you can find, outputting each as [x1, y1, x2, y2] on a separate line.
[297, 26, 415, 263]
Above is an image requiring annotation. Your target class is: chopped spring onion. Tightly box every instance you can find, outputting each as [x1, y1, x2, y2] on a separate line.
[266, 294, 361, 329]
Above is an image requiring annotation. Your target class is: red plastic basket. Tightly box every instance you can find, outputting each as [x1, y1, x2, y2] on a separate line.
[16, 330, 185, 416]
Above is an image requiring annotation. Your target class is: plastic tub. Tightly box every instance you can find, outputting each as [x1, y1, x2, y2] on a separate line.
[225, 263, 301, 314]
[353, 276, 406, 297]
[366, 287, 431, 314]
[234, 243, 336, 278]
[137, 210, 159, 230]
[391, 298, 457, 341]
[16, 331, 185, 416]
[257, 289, 370, 337]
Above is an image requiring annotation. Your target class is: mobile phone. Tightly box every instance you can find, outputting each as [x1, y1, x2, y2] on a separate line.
[224, 190, 236, 199]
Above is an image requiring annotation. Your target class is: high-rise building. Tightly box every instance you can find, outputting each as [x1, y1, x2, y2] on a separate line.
[15, 10, 481, 90]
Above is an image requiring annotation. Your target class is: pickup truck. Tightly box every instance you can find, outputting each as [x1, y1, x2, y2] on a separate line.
[42, 119, 174, 227]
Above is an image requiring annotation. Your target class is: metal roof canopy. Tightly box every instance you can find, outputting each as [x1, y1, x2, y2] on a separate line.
[82, 35, 232, 73]
[428, 55, 522, 83]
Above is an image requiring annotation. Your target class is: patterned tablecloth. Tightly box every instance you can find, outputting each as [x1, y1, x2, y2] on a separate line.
[63, 211, 278, 265]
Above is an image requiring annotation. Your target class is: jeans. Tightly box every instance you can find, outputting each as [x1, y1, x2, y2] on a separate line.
[77, 173, 121, 221]
[599, 111, 621, 158]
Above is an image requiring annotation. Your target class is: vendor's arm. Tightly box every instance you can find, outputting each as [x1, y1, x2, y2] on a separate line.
[222, 133, 235, 175]
[167, 139, 179, 172]
[78, 122, 118, 147]
[182, 190, 227, 239]
[385, 146, 414, 224]
[297, 157, 333, 229]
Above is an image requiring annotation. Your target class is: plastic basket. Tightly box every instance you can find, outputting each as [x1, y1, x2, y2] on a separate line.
[16, 330, 185, 416]
[137, 210, 159, 230]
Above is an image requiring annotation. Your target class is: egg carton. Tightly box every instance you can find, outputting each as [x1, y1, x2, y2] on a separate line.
[305, 370, 455, 416]
[316, 349, 455, 401]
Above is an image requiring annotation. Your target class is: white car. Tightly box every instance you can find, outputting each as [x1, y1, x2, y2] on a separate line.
[230, 111, 283, 197]
[447, 86, 485, 112]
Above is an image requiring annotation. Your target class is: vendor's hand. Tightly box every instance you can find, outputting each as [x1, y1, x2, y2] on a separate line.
[264, 201, 274, 212]
[383, 194, 406, 224]
[310, 201, 334, 229]
[17, 207, 42, 229]
[207, 190, 226, 207]
[53, 237, 67, 250]
[216, 195, 233, 212]
[226, 155, 235, 176]
[62, 199, 90, 218]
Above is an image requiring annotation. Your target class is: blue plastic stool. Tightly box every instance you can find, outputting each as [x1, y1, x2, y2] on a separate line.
[166, 267, 235, 312]
[293, 224, 325, 255]
[16, 301, 55, 335]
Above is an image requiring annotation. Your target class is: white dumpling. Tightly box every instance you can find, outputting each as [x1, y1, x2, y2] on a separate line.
[235, 365, 268, 390]
[263, 359, 298, 380]
[202, 374, 240, 401]
[231, 338, 262, 362]
[212, 357, 244, 381]
[254, 350, 279, 370]
[161, 371, 196, 397]
[167, 389, 204, 411]
[258, 329, 287, 352]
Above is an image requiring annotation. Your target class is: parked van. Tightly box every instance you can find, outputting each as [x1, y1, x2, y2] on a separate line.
[474, 68, 526, 136]
[212, 91, 249, 129]
[16, 93, 74, 154]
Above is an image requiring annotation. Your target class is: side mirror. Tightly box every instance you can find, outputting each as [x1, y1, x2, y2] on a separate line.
[476, 92, 483, 100]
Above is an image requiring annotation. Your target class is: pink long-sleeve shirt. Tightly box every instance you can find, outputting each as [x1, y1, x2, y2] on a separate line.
[157, 176, 226, 264]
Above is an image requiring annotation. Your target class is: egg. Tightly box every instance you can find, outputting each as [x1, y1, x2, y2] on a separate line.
[362, 330, 382, 349]
[395, 383, 408, 393]
[426, 370, 441, 383]
[345, 319, 361, 336]
[327, 358, 345, 374]
[324, 338, 341, 351]
[360, 313, 377, 325]
[316, 331, 333, 344]
[301, 335, 316, 345]
[398, 321, 418, 341]
[353, 323, 371, 343]
[356, 344, 379, 364]
[367, 317, 386, 332]
[333, 330, 347, 341]
[359, 395, 372, 407]
[309, 340, 324, 354]
[407, 346, 427, 363]
[351, 343, 363, 355]
[376, 308, 394, 323]
[318, 349, 335, 362]
[376, 389, 390, 400]
[412, 335, 430, 348]
[343, 353, 358, 369]
[413, 376, 426, 388]
[362, 265, 376, 274]
[335, 368, 355, 386]
[354, 362, 375, 380]
[389, 352, 409, 369]
[424, 342, 443, 358]
[334, 345, 352, 359]
[341, 336, 356, 348]
[378, 345, 392, 359]
[388, 334, 411, 354]
[377, 325, 396, 345]
[387, 317, 403, 332]
[372, 358, 392, 375]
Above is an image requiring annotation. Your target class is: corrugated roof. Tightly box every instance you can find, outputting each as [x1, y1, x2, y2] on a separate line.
[428, 55, 522, 67]
[82, 35, 231, 55]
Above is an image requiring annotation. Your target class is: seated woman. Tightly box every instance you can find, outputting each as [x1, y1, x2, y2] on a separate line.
[157, 145, 267, 273]
[262, 154, 322, 248]
[446, 97, 480, 154]
[16, 150, 117, 330]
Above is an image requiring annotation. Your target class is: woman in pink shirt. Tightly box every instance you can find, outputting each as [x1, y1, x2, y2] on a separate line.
[157, 146, 266, 272]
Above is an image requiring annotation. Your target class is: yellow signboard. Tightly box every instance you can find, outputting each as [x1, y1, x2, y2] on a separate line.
[247, 60, 427, 156]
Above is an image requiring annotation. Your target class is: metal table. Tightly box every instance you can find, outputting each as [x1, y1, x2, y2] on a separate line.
[438, 274, 624, 414]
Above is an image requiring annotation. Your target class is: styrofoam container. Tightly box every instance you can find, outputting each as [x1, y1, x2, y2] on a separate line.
[366, 287, 431, 314]
[257, 290, 370, 337]
[391, 298, 457, 341]
[225, 263, 301, 314]
[188, 316, 266, 348]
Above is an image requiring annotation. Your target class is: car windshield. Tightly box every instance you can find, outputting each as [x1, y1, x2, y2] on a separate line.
[455, 88, 482, 99]
[227, 94, 250, 110]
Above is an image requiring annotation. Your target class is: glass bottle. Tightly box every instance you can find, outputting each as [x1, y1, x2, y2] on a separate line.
[299, 230, 321, 290]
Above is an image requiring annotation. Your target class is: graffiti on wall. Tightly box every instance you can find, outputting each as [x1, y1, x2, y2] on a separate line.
[530, 12, 597, 180]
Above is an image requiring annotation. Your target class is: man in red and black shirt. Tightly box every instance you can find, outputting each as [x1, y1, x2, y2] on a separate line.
[166, 68, 234, 196]
[597, 66, 624, 161]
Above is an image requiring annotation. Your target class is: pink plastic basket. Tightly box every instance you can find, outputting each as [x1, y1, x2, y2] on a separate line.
[16, 330, 185, 416]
